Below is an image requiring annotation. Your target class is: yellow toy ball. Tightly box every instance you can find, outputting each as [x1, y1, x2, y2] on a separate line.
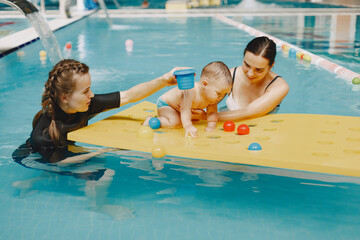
[136, 126, 153, 139]
[282, 45, 290, 52]
[152, 145, 165, 158]
[39, 50, 47, 57]
[303, 54, 311, 62]
[296, 51, 303, 59]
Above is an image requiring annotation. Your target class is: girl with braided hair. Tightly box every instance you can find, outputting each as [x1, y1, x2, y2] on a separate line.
[14, 59, 185, 164]
[11, 59, 188, 217]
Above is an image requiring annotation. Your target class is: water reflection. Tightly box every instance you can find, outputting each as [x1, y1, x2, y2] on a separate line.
[11, 145, 135, 221]
[114, 150, 360, 186]
[329, 14, 357, 55]
[9, 145, 360, 238]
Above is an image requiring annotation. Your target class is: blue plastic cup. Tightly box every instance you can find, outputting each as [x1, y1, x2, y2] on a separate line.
[174, 69, 196, 90]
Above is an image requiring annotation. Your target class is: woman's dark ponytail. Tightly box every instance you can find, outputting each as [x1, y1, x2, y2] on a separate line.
[244, 36, 277, 66]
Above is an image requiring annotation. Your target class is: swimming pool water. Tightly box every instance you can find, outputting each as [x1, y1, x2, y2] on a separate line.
[0, 15, 360, 239]
[236, 15, 360, 74]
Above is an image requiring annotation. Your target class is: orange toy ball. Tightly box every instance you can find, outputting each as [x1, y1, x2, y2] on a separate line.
[237, 124, 250, 135]
[223, 121, 235, 132]
[65, 42, 72, 49]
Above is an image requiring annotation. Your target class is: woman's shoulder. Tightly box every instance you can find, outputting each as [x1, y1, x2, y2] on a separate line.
[229, 66, 240, 75]
[268, 71, 287, 84]
[266, 71, 289, 94]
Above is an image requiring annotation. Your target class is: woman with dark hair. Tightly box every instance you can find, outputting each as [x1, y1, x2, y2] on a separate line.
[218, 36, 289, 121]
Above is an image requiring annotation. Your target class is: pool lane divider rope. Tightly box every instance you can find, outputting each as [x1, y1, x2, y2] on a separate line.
[215, 14, 360, 84]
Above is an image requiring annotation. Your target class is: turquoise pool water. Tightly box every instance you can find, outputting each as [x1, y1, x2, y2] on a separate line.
[236, 15, 360, 74]
[1, 15, 360, 239]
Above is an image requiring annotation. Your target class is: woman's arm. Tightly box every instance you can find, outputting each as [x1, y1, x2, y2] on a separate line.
[56, 148, 116, 166]
[218, 80, 289, 122]
[120, 67, 187, 106]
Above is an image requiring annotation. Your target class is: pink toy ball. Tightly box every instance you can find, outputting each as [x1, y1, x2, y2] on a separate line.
[65, 42, 72, 49]
[125, 39, 134, 52]
[125, 39, 133, 46]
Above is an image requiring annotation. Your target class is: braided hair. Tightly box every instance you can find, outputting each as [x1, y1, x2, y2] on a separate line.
[32, 59, 89, 147]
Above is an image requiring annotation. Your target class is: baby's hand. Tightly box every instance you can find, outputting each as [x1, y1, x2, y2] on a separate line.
[205, 126, 216, 132]
[205, 122, 217, 132]
[185, 125, 198, 138]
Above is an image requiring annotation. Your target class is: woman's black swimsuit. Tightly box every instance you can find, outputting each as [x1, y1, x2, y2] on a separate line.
[13, 92, 120, 165]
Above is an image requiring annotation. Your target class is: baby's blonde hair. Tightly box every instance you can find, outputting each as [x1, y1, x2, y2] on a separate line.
[201, 61, 232, 86]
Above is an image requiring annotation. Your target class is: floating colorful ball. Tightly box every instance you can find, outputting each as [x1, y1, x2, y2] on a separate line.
[282, 45, 290, 51]
[289, 48, 296, 58]
[152, 145, 165, 158]
[223, 121, 235, 132]
[125, 39, 134, 52]
[296, 51, 303, 59]
[39, 50, 47, 57]
[17, 51, 25, 57]
[237, 124, 250, 135]
[303, 54, 311, 62]
[149, 117, 161, 129]
[352, 77, 360, 85]
[65, 42, 72, 49]
[248, 142, 262, 151]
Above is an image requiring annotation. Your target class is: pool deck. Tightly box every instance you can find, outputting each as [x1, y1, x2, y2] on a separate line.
[0, 10, 96, 57]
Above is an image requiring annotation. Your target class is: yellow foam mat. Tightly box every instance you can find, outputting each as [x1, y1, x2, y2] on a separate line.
[68, 101, 360, 177]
